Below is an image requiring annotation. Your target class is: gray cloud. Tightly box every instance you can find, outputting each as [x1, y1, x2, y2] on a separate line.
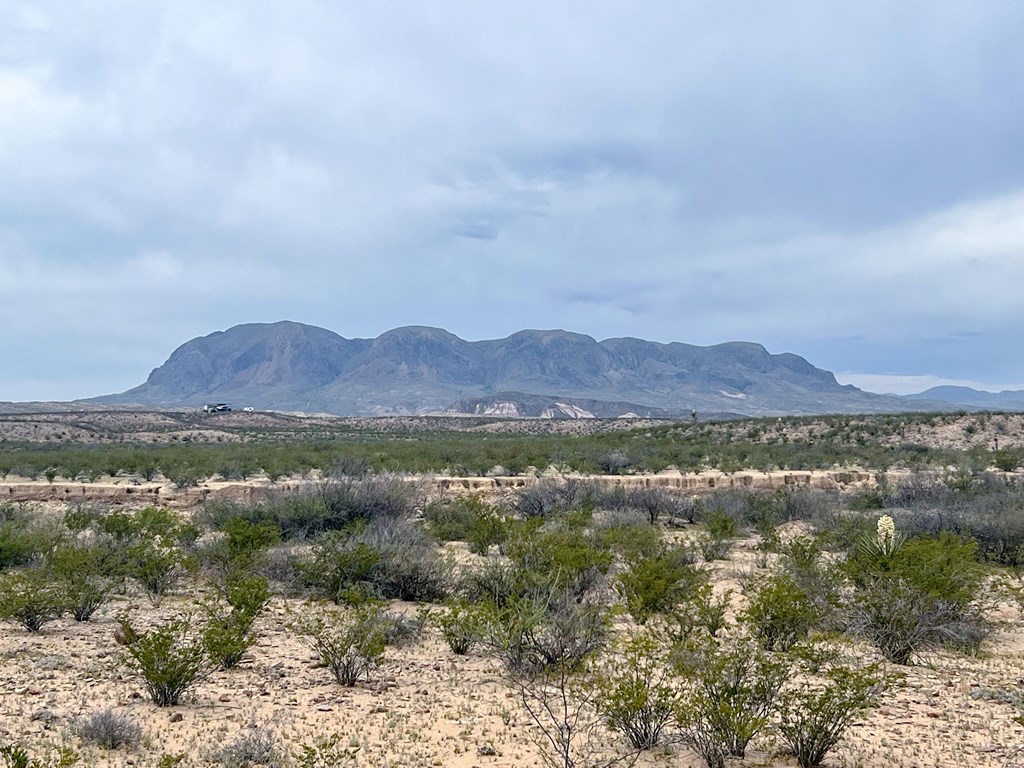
[2, 1, 1024, 400]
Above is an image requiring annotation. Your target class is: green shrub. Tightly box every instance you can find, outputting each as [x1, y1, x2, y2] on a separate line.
[0, 516, 53, 571]
[846, 527, 989, 663]
[646, 583, 728, 644]
[779, 542, 846, 633]
[696, 510, 740, 561]
[503, 525, 613, 599]
[126, 541, 187, 605]
[457, 558, 531, 608]
[432, 601, 485, 655]
[0, 570, 65, 631]
[849, 576, 989, 664]
[118, 615, 209, 706]
[202, 611, 257, 670]
[292, 733, 358, 768]
[202, 496, 326, 540]
[201, 574, 270, 669]
[484, 591, 608, 676]
[741, 572, 820, 652]
[134, 507, 188, 539]
[993, 449, 1021, 472]
[0, 744, 79, 768]
[303, 535, 381, 605]
[591, 631, 680, 749]
[222, 573, 272, 616]
[776, 663, 885, 767]
[296, 605, 387, 686]
[220, 518, 281, 569]
[615, 546, 704, 623]
[424, 495, 506, 554]
[674, 640, 788, 764]
[876, 532, 982, 605]
[47, 543, 119, 621]
[303, 521, 449, 604]
[594, 518, 663, 560]
[690, 583, 731, 638]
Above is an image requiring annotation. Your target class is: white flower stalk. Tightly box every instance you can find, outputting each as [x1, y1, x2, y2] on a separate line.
[877, 516, 896, 547]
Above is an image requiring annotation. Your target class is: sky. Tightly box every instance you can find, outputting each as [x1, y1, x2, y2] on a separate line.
[2, 1, 1024, 400]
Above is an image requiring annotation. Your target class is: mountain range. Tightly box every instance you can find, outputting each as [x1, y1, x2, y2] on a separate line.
[899, 386, 1024, 410]
[86, 321, 963, 417]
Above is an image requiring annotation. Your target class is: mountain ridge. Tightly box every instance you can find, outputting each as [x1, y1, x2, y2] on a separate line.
[88, 321, 949, 417]
[901, 385, 1024, 411]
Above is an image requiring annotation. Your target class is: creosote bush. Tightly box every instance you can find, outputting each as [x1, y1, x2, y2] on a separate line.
[0, 743, 79, 768]
[696, 510, 740, 561]
[776, 663, 886, 767]
[502, 521, 613, 599]
[47, 543, 119, 622]
[590, 631, 680, 750]
[296, 605, 387, 686]
[424, 495, 506, 555]
[592, 516, 662, 560]
[432, 600, 484, 655]
[292, 733, 359, 768]
[201, 574, 270, 669]
[303, 519, 450, 604]
[674, 640, 788, 766]
[117, 615, 209, 706]
[127, 540, 188, 606]
[741, 571, 820, 652]
[479, 587, 609, 679]
[615, 546, 703, 624]
[0, 570, 65, 632]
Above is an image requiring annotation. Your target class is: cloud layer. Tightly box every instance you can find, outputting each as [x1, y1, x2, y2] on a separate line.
[2, 2, 1023, 400]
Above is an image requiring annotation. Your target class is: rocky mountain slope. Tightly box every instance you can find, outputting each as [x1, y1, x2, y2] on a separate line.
[89, 321, 940, 417]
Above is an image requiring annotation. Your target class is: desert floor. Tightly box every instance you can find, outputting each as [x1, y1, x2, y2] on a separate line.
[3, 528, 1024, 768]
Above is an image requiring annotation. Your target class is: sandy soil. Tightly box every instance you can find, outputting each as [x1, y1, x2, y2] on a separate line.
[2, 534, 1024, 767]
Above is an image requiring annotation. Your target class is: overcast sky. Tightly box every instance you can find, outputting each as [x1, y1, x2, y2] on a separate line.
[2, 1, 1023, 400]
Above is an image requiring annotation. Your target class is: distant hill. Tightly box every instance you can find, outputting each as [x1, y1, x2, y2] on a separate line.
[901, 386, 1024, 411]
[87, 321, 942, 417]
[445, 391, 682, 419]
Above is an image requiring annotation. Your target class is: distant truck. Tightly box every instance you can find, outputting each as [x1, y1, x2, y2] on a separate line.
[202, 403, 232, 413]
